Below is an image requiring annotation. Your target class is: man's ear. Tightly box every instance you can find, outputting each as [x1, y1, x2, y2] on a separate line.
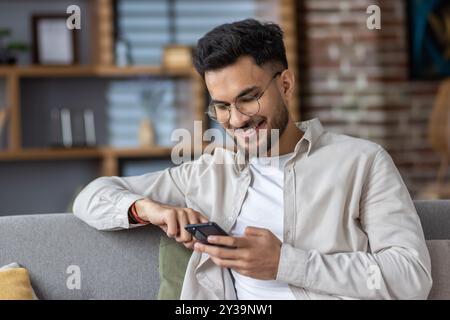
[279, 69, 295, 100]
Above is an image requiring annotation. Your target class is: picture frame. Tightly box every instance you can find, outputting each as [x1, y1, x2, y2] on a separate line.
[32, 14, 78, 65]
[407, 0, 450, 79]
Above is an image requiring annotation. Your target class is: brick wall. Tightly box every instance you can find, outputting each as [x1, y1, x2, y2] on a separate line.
[296, 0, 442, 197]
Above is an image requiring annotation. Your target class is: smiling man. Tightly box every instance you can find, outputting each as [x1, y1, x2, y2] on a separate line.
[73, 19, 432, 300]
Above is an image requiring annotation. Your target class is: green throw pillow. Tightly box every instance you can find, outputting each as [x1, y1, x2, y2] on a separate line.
[157, 236, 192, 300]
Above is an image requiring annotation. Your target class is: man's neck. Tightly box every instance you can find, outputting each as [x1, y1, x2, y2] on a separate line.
[268, 120, 303, 157]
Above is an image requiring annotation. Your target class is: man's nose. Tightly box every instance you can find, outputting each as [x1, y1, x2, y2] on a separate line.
[228, 106, 250, 128]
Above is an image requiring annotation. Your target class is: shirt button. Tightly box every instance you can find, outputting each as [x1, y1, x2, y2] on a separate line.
[286, 230, 291, 238]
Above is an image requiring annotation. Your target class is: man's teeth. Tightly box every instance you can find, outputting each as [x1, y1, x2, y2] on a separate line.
[244, 121, 263, 131]
[235, 121, 264, 135]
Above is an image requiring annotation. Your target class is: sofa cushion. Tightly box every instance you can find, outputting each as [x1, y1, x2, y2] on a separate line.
[414, 200, 450, 240]
[0, 214, 163, 300]
[427, 240, 450, 300]
[157, 236, 192, 300]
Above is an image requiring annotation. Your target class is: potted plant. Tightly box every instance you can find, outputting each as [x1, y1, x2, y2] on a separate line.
[0, 28, 29, 65]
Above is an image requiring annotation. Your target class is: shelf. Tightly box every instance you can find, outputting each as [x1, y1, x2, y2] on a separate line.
[17, 65, 96, 77]
[0, 66, 15, 76]
[0, 65, 195, 78]
[0, 146, 173, 161]
[95, 65, 195, 78]
[0, 65, 93, 77]
[0, 148, 101, 161]
[104, 146, 173, 158]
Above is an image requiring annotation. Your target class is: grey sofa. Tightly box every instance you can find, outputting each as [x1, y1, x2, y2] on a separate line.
[0, 200, 449, 300]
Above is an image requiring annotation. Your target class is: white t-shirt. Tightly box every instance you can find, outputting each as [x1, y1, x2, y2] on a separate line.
[229, 152, 296, 300]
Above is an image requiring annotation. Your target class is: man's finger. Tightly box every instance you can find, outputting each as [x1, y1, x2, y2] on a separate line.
[209, 256, 243, 269]
[206, 235, 245, 248]
[194, 242, 242, 259]
[186, 209, 201, 225]
[183, 239, 196, 250]
[186, 208, 209, 224]
[244, 226, 267, 236]
[193, 209, 209, 223]
[160, 225, 168, 233]
[163, 210, 178, 238]
[176, 211, 192, 243]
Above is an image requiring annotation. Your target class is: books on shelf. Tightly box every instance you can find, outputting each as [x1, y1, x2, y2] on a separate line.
[49, 108, 97, 148]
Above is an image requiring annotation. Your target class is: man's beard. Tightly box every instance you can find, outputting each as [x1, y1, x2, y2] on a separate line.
[227, 100, 289, 158]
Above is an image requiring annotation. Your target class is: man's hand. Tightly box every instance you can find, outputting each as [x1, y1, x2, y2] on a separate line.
[193, 226, 282, 280]
[134, 199, 209, 250]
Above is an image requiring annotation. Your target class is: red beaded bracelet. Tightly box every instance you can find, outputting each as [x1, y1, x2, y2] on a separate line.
[130, 202, 149, 225]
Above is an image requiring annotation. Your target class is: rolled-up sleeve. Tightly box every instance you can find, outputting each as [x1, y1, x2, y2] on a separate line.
[73, 161, 193, 231]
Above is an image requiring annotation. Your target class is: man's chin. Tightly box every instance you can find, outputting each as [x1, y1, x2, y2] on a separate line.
[229, 126, 280, 157]
[236, 138, 271, 158]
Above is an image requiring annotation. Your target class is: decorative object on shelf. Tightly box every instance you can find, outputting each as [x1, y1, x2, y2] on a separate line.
[49, 108, 96, 148]
[32, 14, 78, 65]
[83, 109, 96, 147]
[71, 109, 86, 147]
[140, 80, 175, 147]
[115, 36, 133, 67]
[162, 0, 193, 70]
[162, 45, 193, 70]
[49, 108, 62, 147]
[0, 28, 29, 65]
[106, 79, 176, 148]
[138, 118, 155, 147]
[60, 108, 73, 148]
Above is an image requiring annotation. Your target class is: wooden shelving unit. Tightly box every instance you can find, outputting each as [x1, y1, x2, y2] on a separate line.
[0, 0, 206, 176]
[0, 62, 199, 175]
[0, 0, 300, 177]
[280, 0, 300, 121]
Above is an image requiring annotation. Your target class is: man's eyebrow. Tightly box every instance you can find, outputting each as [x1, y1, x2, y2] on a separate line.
[210, 85, 260, 105]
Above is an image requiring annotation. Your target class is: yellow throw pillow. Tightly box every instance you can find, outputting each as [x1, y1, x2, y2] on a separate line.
[0, 268, 34, 300]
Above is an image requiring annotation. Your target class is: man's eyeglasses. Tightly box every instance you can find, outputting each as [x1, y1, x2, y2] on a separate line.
[206, 71, 283, 124]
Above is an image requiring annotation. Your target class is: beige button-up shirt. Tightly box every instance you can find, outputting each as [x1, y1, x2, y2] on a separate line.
[73, 118, 432, 300]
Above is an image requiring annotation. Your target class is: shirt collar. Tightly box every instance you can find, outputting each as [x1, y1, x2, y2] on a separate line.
[295, 117, 324, 157]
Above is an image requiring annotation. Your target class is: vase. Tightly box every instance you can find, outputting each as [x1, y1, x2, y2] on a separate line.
[139, 118, 155, 147]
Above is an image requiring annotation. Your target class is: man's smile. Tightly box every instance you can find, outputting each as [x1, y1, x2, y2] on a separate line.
[232, 120, 267, 138]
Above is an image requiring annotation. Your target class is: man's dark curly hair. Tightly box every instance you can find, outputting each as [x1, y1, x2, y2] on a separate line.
[193, 19, 288, 78]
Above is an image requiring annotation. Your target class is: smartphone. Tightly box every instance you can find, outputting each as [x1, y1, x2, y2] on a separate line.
[184, 221, 231, 247]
